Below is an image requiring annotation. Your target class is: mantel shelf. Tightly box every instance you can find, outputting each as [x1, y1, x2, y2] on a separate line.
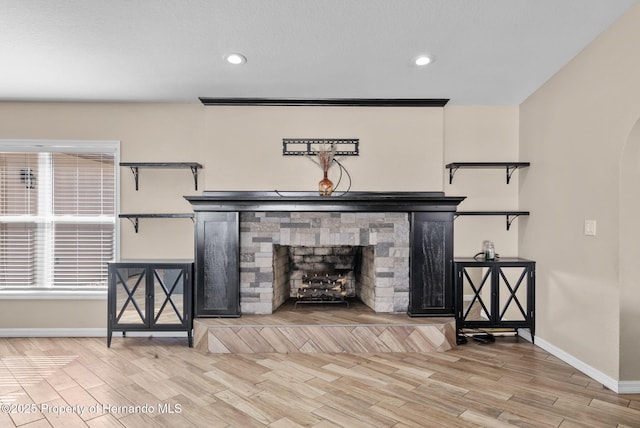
[119, 213, 195, 233]
[120, 162, 203, 191]
[445, 162, 530, 184]
[455, 211, 530, 231]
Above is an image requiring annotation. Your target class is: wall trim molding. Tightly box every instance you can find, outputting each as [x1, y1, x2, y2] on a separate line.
[199, 97, 450, 107]
[0, 328, 106, 337]
[534, 336, 640, 394]
[0, 329, 188, 338]
[0, 290, 107, 300]
[618, 381, 640, 394]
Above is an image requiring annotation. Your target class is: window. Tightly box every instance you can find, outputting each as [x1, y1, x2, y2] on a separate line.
[0, 141, 118, 291]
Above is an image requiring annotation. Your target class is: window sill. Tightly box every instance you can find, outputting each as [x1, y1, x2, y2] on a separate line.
[0, 289, 107, 300]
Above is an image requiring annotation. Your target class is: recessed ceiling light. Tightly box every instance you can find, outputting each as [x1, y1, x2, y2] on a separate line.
[414, 55, 433, 66]
[225, 53, 247, 65]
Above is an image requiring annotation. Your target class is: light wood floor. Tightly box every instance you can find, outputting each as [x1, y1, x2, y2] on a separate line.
[1, 336, 639, 427]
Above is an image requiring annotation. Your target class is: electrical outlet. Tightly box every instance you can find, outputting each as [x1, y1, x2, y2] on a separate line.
[584, 219, 597, 236]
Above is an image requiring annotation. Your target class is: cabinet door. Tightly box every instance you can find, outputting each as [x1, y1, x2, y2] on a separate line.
[408, 212, 455, 316]
[495, 265, 531, 327]
[110, 266, 148, 328]
[195, 212, 240, 316]
[150, 266, 190, 328]
[456, 264, 493, 327]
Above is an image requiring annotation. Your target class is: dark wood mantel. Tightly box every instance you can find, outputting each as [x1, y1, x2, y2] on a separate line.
[185, 191, 465, 318]
[185, 191, 465, 212]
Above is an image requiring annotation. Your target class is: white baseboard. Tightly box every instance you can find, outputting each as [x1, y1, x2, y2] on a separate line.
[618, 381, 640, 394]
[533, 336, 640, 394]
[0, 329, 188, 338]
[516, 328, 533, 342]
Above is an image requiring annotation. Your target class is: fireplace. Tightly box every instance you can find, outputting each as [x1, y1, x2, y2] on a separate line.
[186, 191, 465, 317]
[238, 211, 410, 313]
[274, 245, 365, 307]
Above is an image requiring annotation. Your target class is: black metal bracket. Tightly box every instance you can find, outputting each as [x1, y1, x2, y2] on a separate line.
[505, 165, 519, 184]
[124, 215, 140, 233]
[190, 165, 200, 190]
[506, 213, 523, 231]
[282, 139, 359, 156]
[454, 211, 530, 231]
[448, 165, 460, 184]
[128, 166, 140, 190]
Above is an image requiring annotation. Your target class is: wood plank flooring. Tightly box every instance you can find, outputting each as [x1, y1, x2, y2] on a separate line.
[0, 335, 639, 427]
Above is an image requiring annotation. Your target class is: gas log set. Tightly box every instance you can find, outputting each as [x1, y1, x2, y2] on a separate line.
[296, 272, 349, 307]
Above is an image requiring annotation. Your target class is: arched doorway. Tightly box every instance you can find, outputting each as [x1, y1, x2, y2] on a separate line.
[619, 117, 640, 382]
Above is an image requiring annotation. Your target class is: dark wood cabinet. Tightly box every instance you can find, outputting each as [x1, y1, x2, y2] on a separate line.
[107, 260, 193, 347]
[454, 258, 535, 341]
[408, 212, 456, 316]
[194, 212, 240, 317]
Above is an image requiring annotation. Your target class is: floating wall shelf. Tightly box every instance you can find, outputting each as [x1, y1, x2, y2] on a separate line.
[120, 162, 203, 191]
[119, 213, 195, 233]
[455, 211, 530, 231]
[446, 162, 530, 184]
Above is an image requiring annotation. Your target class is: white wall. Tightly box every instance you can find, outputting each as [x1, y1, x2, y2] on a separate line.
[520, 1, 640, 382]
[200, 106, 444, 192]
[444, 106, 521, 258]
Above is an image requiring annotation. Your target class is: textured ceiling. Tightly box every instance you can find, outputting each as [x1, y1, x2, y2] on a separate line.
[0, 0, 636, 105]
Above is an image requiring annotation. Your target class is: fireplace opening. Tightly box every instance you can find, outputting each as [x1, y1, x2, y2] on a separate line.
[273, 245, 375, 310]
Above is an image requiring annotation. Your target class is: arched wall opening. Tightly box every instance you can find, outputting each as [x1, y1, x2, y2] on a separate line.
[619, 117, 640, 381]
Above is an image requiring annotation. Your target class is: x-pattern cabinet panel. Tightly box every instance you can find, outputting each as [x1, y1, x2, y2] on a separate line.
[454, 258, 535, 341]
[108, 260, 193, 347]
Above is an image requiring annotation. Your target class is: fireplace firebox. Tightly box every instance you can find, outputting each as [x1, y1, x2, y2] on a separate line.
[185, 191, 465, 317]
[273, 244, 373, 309]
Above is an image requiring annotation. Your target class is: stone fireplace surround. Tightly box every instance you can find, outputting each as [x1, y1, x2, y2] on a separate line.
[186, 191, 465, 317]
[241, 211, 410, 314]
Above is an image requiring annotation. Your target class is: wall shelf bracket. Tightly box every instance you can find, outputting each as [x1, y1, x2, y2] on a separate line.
[448, 165, 460, 184]
[506, 213, 523, 230]
[505, 165, 519, 184]
[128, 166, 140, 191]
[190, 165, 200, 190]
[454, 211, 530, 231]
[445, 162, 530, 184]
[120, 162, 203, 191]
[124, 215, 140, 233]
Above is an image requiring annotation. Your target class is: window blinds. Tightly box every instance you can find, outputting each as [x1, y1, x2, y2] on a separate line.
[0, 150, 116, 289]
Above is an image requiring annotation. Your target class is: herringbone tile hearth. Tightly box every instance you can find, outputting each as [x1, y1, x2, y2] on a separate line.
[193, 301, 456, 354]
